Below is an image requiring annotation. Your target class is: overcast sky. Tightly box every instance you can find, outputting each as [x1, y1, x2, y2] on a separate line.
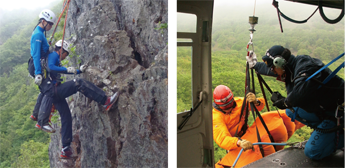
[0, 0, 59, 11]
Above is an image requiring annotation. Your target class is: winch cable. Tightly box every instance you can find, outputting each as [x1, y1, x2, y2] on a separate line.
[246, 12, 278, 154]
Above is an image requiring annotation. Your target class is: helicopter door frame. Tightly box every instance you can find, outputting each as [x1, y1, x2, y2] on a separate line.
[177, 0, 214, 167]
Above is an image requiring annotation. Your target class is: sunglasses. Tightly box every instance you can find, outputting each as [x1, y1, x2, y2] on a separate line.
[47, 22, 54, 26]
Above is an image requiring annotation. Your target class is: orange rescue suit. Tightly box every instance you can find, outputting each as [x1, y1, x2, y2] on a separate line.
[213, 97, 266, 151]
[213, 97, 304, 168]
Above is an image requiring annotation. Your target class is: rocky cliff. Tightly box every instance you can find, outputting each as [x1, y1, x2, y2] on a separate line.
[48, 0, 168, 167]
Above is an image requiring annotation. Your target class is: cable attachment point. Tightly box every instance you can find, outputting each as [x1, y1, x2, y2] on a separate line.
[178, 91, 204, 130]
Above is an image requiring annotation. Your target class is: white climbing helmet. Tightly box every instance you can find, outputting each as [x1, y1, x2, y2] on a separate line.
[39, 9, 56, 24]
[55, 40, 71, 53]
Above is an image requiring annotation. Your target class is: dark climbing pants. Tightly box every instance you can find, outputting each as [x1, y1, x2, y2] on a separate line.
[286, 107, 344, 160]
[32, 93, 44, 118]
[38, 78, 108, 147]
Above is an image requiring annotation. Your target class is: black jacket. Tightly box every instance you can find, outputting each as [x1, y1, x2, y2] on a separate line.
[254, 54, 344, 116]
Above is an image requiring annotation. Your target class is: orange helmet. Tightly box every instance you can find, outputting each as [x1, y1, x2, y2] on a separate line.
[213, 85, 235, 109]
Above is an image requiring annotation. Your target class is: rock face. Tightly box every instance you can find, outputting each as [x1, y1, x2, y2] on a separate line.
[48, 0, 168, 167]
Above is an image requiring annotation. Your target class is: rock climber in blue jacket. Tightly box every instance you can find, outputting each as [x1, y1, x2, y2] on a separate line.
[246, 45, 344, 160]
[28, 9, 56, 125]
[37, 40, 119, 158]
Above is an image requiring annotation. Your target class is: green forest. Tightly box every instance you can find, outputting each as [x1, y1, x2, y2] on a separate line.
[177, 2, 344, 162]
[0, 1, 65, 167]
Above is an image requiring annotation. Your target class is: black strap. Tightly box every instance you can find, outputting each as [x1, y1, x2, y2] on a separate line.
[252, 102, 278, 152]
[240, 102, 250, 136]
[257, 74, 273, 94]
[250, 102, 264, 157]
[257, 74, 270, 111]
[235, 99, 249, 137]
[251, 69, 255, 94]
[178, 98, 203, 130]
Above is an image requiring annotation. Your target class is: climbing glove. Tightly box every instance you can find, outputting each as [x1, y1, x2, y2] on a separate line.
[273, 98, 288, 109]
[246, 92, 258, 105]
[67, 67, 77, 74]
[246, 51, 257, 69]
[271, 91, 288, 109]
[238, 139, 254, 151]
[80, 64, 88, 73]
[270, 91, 285, 102]
[34, 74, 42, 85]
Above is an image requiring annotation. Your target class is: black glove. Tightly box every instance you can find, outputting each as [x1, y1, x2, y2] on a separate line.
[273, 98, 287, 109]
[271, 91, 285, 102]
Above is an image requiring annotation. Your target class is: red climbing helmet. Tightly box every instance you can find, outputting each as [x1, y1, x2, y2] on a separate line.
[213, 85, 235, 109]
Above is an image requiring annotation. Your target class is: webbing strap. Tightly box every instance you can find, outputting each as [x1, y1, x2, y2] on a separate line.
[235, 96, 248, 137]
[319, 62, 345, 88]
[306, 53, 345, 82]
[257, 74, 270, 111]
[251, 69, 255, 94]
[257, 74, 273, 94]
[235, 100, 249, 137]
[252, 102, 278, 152]
[250, 103, 264, 157]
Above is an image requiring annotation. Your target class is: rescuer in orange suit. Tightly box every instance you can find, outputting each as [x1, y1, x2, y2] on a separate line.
[212, 85, 304, 168]
[212, 85, 265, 152]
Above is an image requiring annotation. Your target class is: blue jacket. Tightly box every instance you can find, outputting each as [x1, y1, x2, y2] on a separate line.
[30, 26, 50, 75]
[254, 55, 344, 115]
[47, 51, 81, 84]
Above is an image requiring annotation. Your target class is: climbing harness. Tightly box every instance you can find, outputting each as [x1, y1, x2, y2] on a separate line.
[178, 91, 204, 130]
[272, 0, 344, 32]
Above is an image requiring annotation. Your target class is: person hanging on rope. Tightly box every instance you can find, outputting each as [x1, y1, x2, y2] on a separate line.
[247, 45, 344, 160]
[28, 9, 56, 125]
[37, 40, 119, 158]
[213, 85, 300, 168]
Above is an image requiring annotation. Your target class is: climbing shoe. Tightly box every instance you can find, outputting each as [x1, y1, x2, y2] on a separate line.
[36, 123, 56, 133]
[35, 123, 41, 129]
[61, 146, 74, 159]
[104, 92, 119, 111]
[30, 115, 37, 121]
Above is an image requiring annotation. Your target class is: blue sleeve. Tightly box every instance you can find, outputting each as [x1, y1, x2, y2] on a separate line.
[48, 54, 82, 74]
[31, 34, 42, 75]
[48, 54, 68, 73]
[253, 62, 278, 77]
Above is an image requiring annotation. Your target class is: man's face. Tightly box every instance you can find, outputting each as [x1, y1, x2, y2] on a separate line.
[60, 51, 69, 60]
[271, 66, 285, 76]
[221, 107, 234, 113]
[43, 20, 53, 31]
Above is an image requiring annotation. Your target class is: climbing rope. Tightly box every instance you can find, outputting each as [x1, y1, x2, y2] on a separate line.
[47, 0, 71, 61]
[49, 0, 70, 45]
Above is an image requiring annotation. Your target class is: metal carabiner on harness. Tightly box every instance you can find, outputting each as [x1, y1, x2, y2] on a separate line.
[335, 104, 344, 126]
